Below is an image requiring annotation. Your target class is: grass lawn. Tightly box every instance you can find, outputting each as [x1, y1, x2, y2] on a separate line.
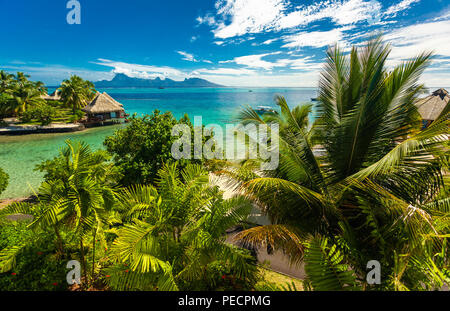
[18, 101, 84, 125]
[258, 267, 304, 291]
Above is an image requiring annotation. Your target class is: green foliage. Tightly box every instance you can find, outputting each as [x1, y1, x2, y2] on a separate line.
[0, 71, 47, 115]
[228, 36, 450, 291]
[18, 109, 34, 123]
[2, 140, 119, 289]
[104, 163, 255, 291]
[0, 167, 9, 195]
[304, 237, 360, 291]
[34, 105, 57, 125]
[68, 109, 85, 123]
[59, 75, 96, 113]
[18, 104, 57, 125]
[180, 259, 259, 291]
[0, 221, 67, 291]
[104, 111, 204, 186]
[0, 93, 14, 118]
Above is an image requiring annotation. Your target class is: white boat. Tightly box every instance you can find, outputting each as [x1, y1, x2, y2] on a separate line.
[255, 106, 277, 115]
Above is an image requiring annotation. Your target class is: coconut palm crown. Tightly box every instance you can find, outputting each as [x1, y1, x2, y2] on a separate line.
[228, 37, 449, 291]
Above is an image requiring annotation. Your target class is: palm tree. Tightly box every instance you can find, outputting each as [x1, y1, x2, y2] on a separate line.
[10, 84, 46, 114]
[0, 140, 117, 287]
[225, 37, 449, 291]
[2, 72, 48, 114]
[104, 163, 256, 291]
[0, 70, 14, 93]
[59, 75, 96, 114]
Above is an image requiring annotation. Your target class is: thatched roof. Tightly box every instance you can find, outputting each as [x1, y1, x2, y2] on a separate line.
[103, 92, 123, 107]
[415, 88, 449, 121]
[41, 90, 61, 101]
[82, 92, 124, 114]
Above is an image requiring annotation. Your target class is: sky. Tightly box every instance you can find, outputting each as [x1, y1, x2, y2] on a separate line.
[0, 0, 449, 87]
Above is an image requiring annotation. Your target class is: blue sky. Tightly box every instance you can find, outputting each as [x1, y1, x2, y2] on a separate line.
[1, 0, 450, 87]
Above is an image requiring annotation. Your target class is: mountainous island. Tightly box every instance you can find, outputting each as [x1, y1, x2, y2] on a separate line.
[95, 73, 223, 88]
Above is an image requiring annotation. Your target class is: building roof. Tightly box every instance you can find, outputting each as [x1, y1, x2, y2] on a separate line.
[415, 88, 449, 121]
[40, 90, 61, 101]
[82, 92, 125, 114]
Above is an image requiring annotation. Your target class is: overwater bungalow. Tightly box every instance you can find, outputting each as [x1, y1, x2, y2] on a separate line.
[82, 92, 127, 126]
[415, 88, 449, 128]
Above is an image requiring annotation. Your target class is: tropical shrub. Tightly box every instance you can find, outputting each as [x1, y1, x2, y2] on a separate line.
[18, 104, 56, 125]
[0, 221, 68, 291]
[104, 111, 206, 186]
[34, 104, 56, 126]
[0, 167, 8, 195]
[226, 37, 450, 291]
[178, 258, 259, 291]
[18, 109, 35, 123]
[103, 163, 256, 291]
[1, 141, 119, 288]
[68, 109, 85, 123]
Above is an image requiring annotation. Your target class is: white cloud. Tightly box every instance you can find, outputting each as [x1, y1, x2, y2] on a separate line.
[93, 59, 186, 80]
[221, 52, 283, 69]
[212, 0, 287, 39]
[193, 71, 321, 87]
[384, 0, 420, 18]
[196, 14, 216, 26]
[193, 67, 256, 76]
[177, 51, 199, 62]
[282, 27, 353, 49]
[202, 0, 383, 39]
[385, 19, 450, 65]
[262, 38, 279, 45]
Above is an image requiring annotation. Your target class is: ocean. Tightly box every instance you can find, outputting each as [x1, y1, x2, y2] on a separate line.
[0, 87, 317, 199]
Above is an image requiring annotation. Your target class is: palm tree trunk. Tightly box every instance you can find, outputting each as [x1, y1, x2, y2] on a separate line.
[92, 229, 96, 286]
[80, 238, 87, 289]
[53, 225, 64, 254]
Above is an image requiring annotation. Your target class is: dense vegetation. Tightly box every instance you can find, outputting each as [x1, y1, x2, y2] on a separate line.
[0, 72, 94, 125]
[104, 111, 207, 186]
[227, 37, 450, 291]
[0, 71, 47, 118]
[0, 168, 8, 196]
[0, 38, 448, 291]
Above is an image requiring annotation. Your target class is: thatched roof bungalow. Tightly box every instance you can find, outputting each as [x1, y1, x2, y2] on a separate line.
[82, 92, 126, 125]
[415, 88, 449, 128]
[41, 90, 61, 101]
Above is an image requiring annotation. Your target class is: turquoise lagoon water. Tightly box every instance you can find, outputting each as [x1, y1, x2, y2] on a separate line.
[0, 87, 317, 199]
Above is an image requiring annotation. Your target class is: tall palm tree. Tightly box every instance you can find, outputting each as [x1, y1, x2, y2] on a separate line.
[11, 84, 46, 114]
[3, 72, 47, 114]
[59, 75, 96, 114]
[0, 70, 14, 93]
[104, 163, 256, 291]
[225, 37, 449, 291]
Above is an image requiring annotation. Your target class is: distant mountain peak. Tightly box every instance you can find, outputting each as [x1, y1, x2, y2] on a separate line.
[95, 74, 223, 88]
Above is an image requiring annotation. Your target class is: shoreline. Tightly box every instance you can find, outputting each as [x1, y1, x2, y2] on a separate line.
[0, 123, 85, 136]
[0, 196, 36, 209]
